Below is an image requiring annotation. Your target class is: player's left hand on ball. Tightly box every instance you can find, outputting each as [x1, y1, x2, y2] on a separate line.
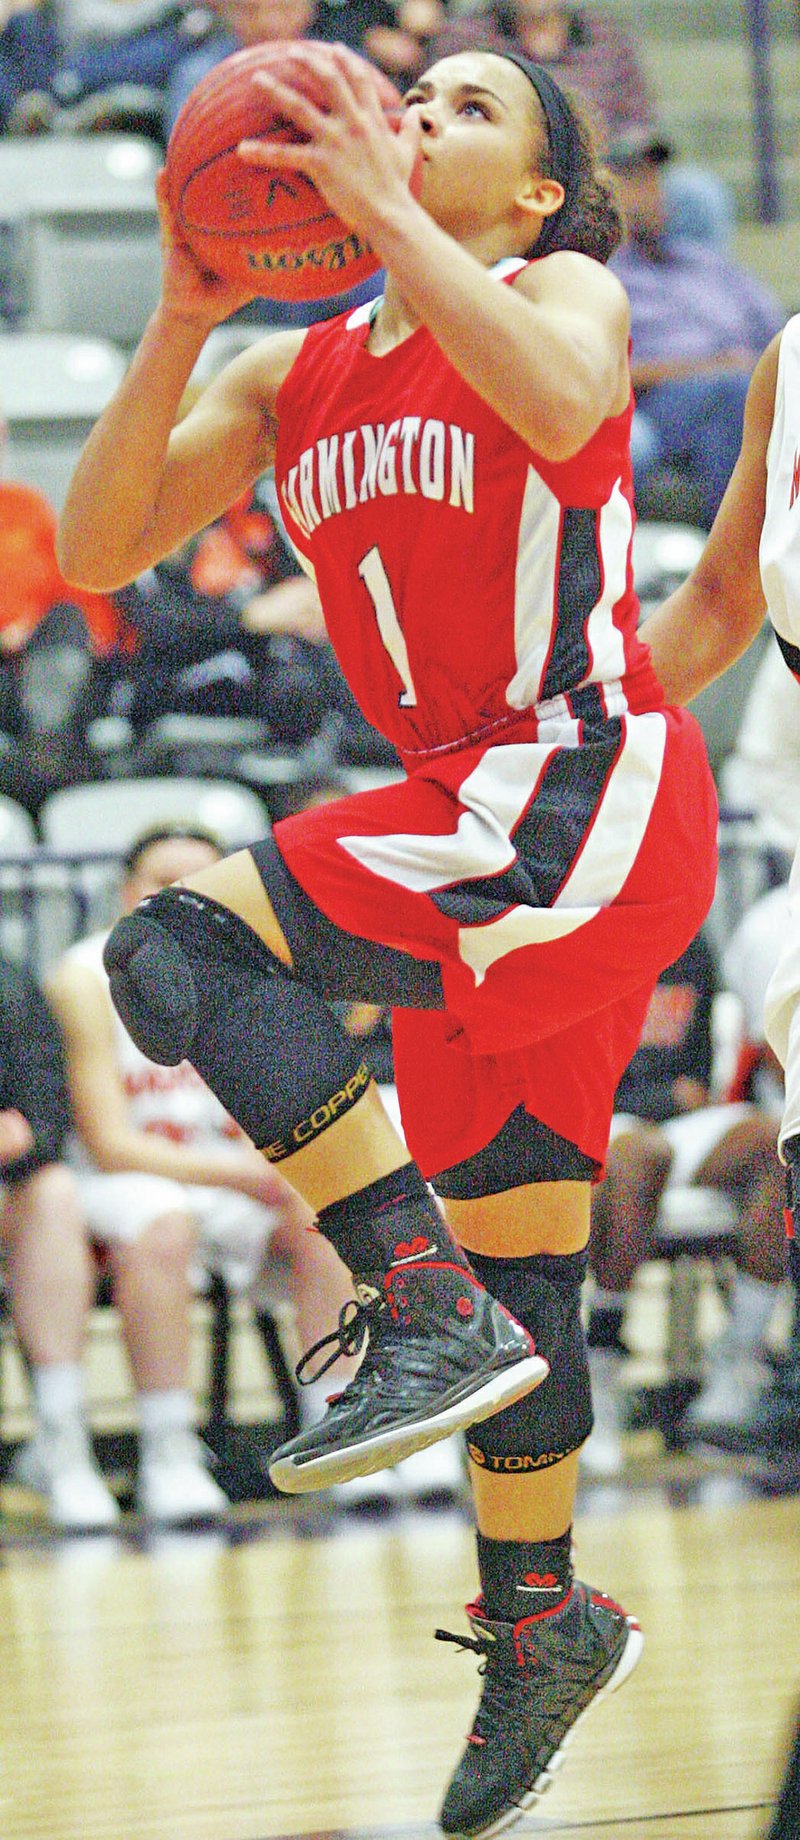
[238, 44, 422, 237]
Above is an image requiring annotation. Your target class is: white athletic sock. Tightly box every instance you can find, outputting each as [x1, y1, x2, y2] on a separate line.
[32, 1362, 84, 1427]
[725, 1272, 780, 1355]
[138, 1389, 194, 1446]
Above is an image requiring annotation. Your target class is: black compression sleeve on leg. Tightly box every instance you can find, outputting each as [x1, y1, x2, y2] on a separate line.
[465, 1249, 592, 1470]
[103, 887, 372, 1158]
[318, 1164, 473, 1283]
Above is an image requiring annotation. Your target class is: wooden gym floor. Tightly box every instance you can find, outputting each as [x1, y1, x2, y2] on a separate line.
[0, 1282, 798, 1840]
[0, 1467, 798, 1840]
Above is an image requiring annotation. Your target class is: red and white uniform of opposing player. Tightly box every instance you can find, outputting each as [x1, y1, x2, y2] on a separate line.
[758, 314, 800, 1156]
[272, 262, 717, 1177]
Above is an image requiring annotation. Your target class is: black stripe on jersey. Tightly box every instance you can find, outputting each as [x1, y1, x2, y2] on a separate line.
[431, 719, 624, 925]
[540, 507, 601, 703]
[775, 630, 800, 682]
[569, 682, 607, 734]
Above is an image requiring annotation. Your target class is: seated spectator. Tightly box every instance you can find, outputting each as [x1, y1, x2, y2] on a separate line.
[608, 126, 784, 528]
[0, 0, 215, 141]
[109, 476, 398, 769]
[584, 924, 787, 1474]
[164, 0, 409, 141]
[0, 949, 120, 1531]
[428, 0, 651, 145]
[113, 478, 326, 742]
[0, 475, 130, 707]
[0, 471, 136, 807]
[353, 0, 448, 91]
[164, 0, 313, 128]
[427, 0, 733, 247]
[46, 823, 361, 1522]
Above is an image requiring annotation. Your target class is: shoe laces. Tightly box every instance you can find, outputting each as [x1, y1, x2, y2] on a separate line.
[295, 1287, 446, 1412]
[435, 1626, 486, 1660]
[435, 1625, 525, 1738]
[295, 1293, 382, 1391]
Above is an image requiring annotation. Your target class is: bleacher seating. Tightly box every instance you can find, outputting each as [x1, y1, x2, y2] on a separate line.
[0, 133, 161, 346]
[39, 774, 270, 854]
[0, 793, 36, 855]
[0, 329, 128, 509]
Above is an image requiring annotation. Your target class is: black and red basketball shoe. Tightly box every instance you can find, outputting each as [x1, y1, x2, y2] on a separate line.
[437, 1581, 644, 1837]
[268, 1249, 548, 1494]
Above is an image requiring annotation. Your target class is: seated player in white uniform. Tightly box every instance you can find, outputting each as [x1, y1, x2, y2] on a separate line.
[0, 954, 121, 1532]
[46, 824, 360, 1522]
[584, 923, 786, 1470]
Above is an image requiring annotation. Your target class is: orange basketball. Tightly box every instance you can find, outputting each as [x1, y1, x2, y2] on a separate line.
[164, 42, 403, 302]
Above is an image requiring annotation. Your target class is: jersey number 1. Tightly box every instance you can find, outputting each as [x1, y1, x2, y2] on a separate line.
[358, 545, 417, 708]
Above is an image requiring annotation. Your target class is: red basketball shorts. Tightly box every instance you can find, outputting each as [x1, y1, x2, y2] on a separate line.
[271, 706, 718, 1177]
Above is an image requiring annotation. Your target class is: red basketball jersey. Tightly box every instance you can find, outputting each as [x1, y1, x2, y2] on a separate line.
[274, 258, 663, 762]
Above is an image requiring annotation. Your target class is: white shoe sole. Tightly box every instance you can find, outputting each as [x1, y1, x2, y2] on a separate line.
[270, 1352, 549, 1494]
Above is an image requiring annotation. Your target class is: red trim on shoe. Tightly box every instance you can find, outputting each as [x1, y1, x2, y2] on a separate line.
[382, 1261, 538, 1354]
[512, 1588, 575, 1644]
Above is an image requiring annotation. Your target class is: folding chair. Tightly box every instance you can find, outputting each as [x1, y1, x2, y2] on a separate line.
[0, 330, 127, 509]
[0, 133, 161, 347]
[39, 774, 271, 854]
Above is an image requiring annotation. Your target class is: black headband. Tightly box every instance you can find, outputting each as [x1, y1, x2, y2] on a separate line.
[500, 52, 582, 254]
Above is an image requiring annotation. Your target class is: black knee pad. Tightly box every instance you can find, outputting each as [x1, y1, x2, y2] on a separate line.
[104, 899, 201, 1065]
[103, 887, 371, 1156]
[465, 1248, 592, 1472]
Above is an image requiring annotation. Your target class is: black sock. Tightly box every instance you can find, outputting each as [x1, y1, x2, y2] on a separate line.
[477, 1529, 573, 1624]
[317, 1164, 472, 1287]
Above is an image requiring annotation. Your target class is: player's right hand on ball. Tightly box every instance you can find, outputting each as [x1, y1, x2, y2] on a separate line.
[155, 171, 258, 325]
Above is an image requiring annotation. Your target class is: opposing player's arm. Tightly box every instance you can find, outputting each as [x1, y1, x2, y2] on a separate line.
[58, 313, 306, 593]
[639, 334, 779, 705]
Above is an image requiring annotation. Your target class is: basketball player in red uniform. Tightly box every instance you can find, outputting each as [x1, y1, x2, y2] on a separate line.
[58, 45, 718, 1835]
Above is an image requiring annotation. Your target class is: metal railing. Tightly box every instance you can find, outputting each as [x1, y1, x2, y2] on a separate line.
[0, 849, 123, 975]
